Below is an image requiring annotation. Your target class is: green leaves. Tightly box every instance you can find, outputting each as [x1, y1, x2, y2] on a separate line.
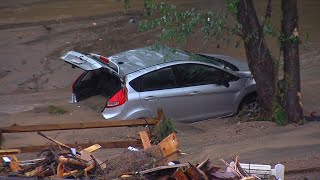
[124, 0, 130, 13]
[139, 1, 239, 46]
[225, 0, 240, 15]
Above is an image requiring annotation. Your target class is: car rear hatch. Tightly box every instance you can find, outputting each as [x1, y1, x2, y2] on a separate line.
[60, 51, 126, 109]
[60, 51, 123, 76]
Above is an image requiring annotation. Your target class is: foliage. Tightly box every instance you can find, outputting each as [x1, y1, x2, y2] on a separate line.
[138, 0, 289, 52]
[47, 105, 68, 115]
[123, 0, 153, 15]
[144, 0, 153, 16]
[272, 100, 287, 126]
[124, 0, 130, 13]
[225, 0, 240, 15]
[137, 1, 304, 124]
[151, 116, 176, 144]
[139, 2, 241, 45]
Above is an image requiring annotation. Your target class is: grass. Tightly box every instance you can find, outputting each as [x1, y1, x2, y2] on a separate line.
[47, 105, 68, 115]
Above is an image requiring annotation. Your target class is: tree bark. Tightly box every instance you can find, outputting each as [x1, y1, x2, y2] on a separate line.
[236, 0, 276, 118]
[281, 0, 303, 123]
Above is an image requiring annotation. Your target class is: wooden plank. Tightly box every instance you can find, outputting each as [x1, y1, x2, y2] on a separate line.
[84, 164, 94, 177]
[185, 164, 204, 180]
[56, 162, 65, 178]
[0, 155, 21, 172]
[173, 167, 189, 180]
[0, 149, 21, 155]
[9, 160, 22, 172]
[139, 163, 189, 174]
[0, 118, 159, 133]
[158, 133, 179, 157]
[139, 131, 152, 149]
[80, 150, 94, 165]
[58, 157, 87, 167]
[9, 155, 19, 162]
[11, 140, 142, 153]
[83, 144, 101, 153]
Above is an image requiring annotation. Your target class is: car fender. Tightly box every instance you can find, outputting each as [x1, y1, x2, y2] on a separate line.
[125, 109, 153, 119]
[233, 80, 257, 113]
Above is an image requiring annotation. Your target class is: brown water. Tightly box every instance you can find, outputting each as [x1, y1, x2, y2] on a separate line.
[0, 0, 319, 112]
[0, 0, 318, 39]
[1, 3, 320, 175]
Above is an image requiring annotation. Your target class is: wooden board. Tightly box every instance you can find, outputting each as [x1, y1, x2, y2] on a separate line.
[185, 164, 204, 180]
[0, 119, 159, 133]
[11, 140, 142, 153]
[83, 144, 101, 153]
[173, 167, 189, 180]
[139, 163, 189, 174]
[139, 131, 152, 149]
[9, 160, 22, 172]
[0, 149, 21, 155]
[158, 133, 179, 157]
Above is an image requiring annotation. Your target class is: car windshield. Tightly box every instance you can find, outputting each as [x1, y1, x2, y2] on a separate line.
[196, 54, 239, 71]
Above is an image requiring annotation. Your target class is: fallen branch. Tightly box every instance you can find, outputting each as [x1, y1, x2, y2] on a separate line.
[37, 131, 79, 154]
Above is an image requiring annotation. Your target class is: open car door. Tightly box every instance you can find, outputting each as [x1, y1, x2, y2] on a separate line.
[60, 51, 122, 103]
[60, 51, 120, 74]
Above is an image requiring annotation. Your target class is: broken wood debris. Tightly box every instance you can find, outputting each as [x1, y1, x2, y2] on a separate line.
[0, 133, 107, 179]
[11, 140, 142, 153]
[0, 149, 21, 155]
[0, 132, 285, 180]
[0, 112, 285, 179]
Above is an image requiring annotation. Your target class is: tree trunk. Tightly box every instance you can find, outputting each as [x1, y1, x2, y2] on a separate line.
[236, 0, 276, 119]
[281, 0, 303, 123]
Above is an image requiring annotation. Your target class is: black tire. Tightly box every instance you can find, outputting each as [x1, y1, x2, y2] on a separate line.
[238, 96, 260, 117]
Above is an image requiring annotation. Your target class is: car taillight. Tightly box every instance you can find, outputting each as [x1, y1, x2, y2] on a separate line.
[106, 88, 127, 108]
[99, 55, 110, 63]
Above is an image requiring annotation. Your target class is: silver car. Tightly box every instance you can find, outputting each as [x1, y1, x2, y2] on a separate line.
[61, 46, 258, 122]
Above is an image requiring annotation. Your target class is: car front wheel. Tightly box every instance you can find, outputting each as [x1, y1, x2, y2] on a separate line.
[238, 97, 260, 118]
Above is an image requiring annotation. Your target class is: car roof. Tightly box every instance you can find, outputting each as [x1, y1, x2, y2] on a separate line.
[108, 46, 248, 75]
[108, 46, 192, 75]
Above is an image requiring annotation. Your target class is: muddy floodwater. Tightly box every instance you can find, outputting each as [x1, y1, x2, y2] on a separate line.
[0, 1, 320, 179]
[0, 0, 319, 112]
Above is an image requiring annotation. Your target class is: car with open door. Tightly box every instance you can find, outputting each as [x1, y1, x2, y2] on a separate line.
[61, 46, 258, 122]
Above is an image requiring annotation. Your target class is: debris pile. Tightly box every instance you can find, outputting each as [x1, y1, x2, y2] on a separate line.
[0, 134, 105, 178]
[0, 114, 285, 179]
[0, 132, 284, 179]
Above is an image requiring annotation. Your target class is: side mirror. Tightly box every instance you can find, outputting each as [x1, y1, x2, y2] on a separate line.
[218, 79, 230, 88]
[223, 80, 230, 88]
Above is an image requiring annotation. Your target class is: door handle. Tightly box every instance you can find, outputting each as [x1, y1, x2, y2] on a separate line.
[189, 91, 200, 96]
[144, 96, 156, 101]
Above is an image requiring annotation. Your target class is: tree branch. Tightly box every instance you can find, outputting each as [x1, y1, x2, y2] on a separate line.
[261, 0, 272, 30]
[223, 26, 244, 38]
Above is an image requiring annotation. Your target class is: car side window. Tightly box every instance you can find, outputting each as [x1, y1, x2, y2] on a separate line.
[130, 67, 176, 92]
[173, 64, 237, 87]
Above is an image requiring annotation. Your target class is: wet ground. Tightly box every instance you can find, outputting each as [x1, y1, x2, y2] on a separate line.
[0, 0, 320, 179]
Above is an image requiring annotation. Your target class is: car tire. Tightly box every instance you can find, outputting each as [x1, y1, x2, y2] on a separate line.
[238, 96, 260, 118]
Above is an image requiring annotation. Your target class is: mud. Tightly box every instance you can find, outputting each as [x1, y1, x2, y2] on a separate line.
[0, 1, 320, 179]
